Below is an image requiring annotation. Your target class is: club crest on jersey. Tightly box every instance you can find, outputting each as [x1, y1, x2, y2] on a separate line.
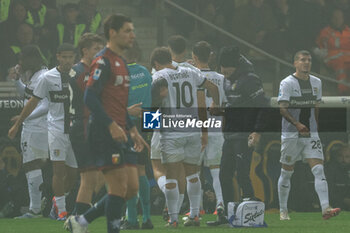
[115, 61, 120, 67]
[111, 153, 120, 164]
[53, 149, 60, 157]
[93, 69, 102, 80]
[313, 87, 318, 95]
[143, 110, 162, 129]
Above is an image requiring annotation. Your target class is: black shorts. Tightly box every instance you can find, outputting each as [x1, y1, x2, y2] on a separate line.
[69, 120, 94, 170]
[88, 121, 138, 170]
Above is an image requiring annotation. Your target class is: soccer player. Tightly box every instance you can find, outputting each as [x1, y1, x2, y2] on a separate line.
[168, 34, 199, 70]
[151, 47, 219, 227]
[120, 42, 153, 230]
[192, 41, 225, 220]
[8, 43, 79, 221]
[69, 33, 105, 215]
[65, 14, 146, 233]
[277, 50, 341, 220]
[10, 45, 49, 218]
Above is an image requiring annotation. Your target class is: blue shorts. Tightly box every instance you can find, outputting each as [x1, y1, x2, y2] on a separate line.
[70, 120, 95, 170]
[88, 121, 138, 170]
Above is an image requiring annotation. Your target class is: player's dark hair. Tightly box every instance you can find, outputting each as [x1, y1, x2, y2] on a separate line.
[193, 41, 212, 63]
[78, 33, 104, 57]
[57, 43, 76, 54]
[293, 50, 311, 62]
[150, 47, 172, 68]
[103, 14, 132, 40]
[167, 35, 186, 55]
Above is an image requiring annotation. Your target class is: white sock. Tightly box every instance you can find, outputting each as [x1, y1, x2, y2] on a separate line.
[278, 168, 294, 212]
[157, 175, 166, 193]
[186, 173, 201, 218]
[178, 194, 184, 213]
[311, 164, 329, 212]
[78, 215, 89, 227]
[165, 179, 179, 222]
[26, 169, 43, 214]
[210, 168, 223, 206]
[54, 195, 66, 214]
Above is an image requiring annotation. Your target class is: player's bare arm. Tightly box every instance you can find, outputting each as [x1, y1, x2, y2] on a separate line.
[8, 96, 40, 139]
[127, 102, 143, 117]
[129, 126, 149, 153]
[202, 79, 219, 106]
[279, 101, 309, 135]
[197, 89, 208, 152]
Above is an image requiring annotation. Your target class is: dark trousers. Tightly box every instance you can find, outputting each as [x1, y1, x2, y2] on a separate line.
[219, 138, 254, 212]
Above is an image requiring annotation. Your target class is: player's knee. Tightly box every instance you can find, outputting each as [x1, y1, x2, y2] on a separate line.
[186, 173, 199, 183]
[280, 168, 294, 180]
[311, 164, 325, 178]
[165, 179, 178, 189]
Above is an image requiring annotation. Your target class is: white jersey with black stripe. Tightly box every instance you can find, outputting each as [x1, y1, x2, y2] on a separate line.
[20, 68, 49, 132]
[152, 66, 206, 138]
[200, 69, 226, 133]
[277, 74, 322, 139]
[33, 67, 72, 134]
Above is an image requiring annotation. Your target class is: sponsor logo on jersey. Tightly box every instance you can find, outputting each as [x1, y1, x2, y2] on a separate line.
[111, 153, 120, 164]
[53, 149, 60, 157]
[93, 69, 102, 80]
[115, 61, 120, 67]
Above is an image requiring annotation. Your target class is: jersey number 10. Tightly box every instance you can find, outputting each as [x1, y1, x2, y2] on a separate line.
[173, 81, 193, 109]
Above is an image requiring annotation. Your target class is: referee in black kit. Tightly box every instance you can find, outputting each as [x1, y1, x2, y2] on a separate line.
[208, 46, 270, 226]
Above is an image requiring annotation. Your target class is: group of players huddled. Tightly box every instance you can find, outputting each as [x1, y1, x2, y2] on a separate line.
[7, 13, 341, 233]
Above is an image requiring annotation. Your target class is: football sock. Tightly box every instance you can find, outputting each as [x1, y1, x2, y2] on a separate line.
[178, 194, 184, 214]
[165, 179, 179, 222]
[311, 164, 329, 212]
[75, 202, 91, 215]
[55, 195, 66, 215]
[26, 169, 43, 214]
[186, 173, 201, 218]
[210, 168, 223, 206]
[157, 176, 166, 193]
[106, 195, 125, 233]
[84, 194, 107, 223]
[278, 168, 293, 212]
[126, 195, 138, 225]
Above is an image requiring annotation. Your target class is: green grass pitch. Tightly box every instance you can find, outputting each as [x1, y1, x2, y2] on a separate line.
[0, 212, 349, 233]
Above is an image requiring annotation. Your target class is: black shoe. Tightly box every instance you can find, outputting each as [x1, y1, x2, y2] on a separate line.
[120, 220, 139, 230]
[206, 216, 228, 226]
[141, 219, 154, 229]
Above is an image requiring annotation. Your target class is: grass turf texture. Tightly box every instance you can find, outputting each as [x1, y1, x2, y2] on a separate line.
[0, 212, 349, 233]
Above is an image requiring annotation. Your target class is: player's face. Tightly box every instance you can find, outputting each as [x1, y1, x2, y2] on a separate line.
[220, 66, 236, 78]
[85, 42, 104, 60]
[57, 51, 76, 73]
[294, 54, 312, 74]
[111, 22, 135, 50]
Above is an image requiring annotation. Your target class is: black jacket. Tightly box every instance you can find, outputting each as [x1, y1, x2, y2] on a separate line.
[223, 56, 270, 139]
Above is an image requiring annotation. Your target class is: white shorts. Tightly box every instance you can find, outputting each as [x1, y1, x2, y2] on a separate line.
[160, 134, 201, 165]
[201, 134, 224, 167]
[150, 131, 161, 160]
[21, 130, 49, 164]
[48, 130, 77, 168]
[280, 137, 324, 166]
